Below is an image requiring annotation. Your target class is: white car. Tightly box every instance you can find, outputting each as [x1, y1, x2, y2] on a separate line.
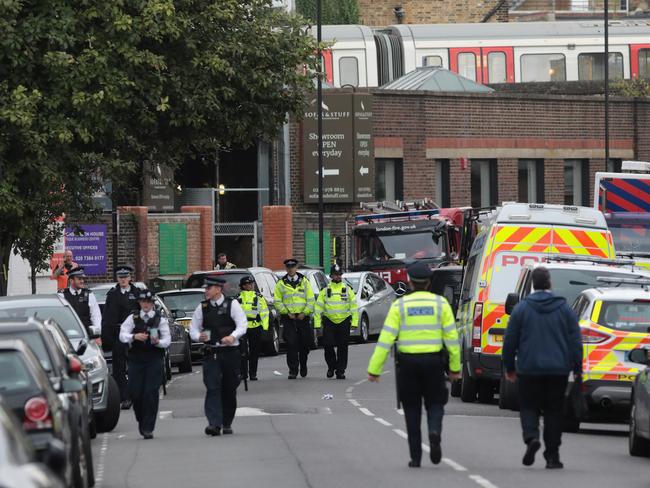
[342, 272, 396, 343]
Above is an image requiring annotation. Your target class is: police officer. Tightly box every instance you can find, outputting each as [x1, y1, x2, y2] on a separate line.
[58, 266, 102, 337]
[119, 290, 170, 439]
[274, 259, 315, 379]
[314, 265, 357, 379]
[237, 276, 269, 381]
[190, 276, 248, 436]
[367, 262, 461, 468]
[102, 265, 140, 410]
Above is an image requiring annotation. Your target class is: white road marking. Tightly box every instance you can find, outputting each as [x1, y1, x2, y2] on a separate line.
[94, 433, 109, 487]
[348, 399, 361, 407]
[358, 407, 375, 417]
[158, 410, 173, 419]
[374, 417, 392, 427]
[353, 379, 368, 386]
[469, 475, 500, 488]
[236, 407, 294, 417]
[392, 428, 408, 439]
[396, 409, 404, 416]
[421, 443, 430, 453]
[346, 387, 354, 394]
[443, 458, 468, 472]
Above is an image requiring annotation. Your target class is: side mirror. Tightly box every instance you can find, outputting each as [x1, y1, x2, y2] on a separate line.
[629, 349, 650, 366]
[61, 378, 84, 394]
[172, 309, 186, 319]
[505, 293, 520, 315]
[43, 438, 66, 475]
[76, 339, 87, 357]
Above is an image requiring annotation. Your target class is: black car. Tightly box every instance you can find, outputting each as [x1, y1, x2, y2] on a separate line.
[0, 318, 94, 487]
[185, 267, 282, 355]
[0, 337, 87, 487]
[629, 348, 650, 457]
[0, 396, 65, 488]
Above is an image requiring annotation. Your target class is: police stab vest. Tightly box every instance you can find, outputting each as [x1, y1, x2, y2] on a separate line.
[202, 298, 236, 345]
[63, 288, 92, 329]
[130, 312, 164, 361]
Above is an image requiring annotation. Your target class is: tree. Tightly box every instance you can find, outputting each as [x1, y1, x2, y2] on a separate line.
[0, 0, 318, 294]
[297, 0, 360, 24]
[611, 78, 650, 98]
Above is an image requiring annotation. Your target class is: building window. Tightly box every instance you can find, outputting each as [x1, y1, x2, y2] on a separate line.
[423, 55, 443, 67]
[435, 160, 451, 208]
[564, 159, 588, 206]
[578, 53, 624, 81]
[375, 159, 403, 201]
[639, 49, 650, 79]
[487, 52, 507, 84]
[518, 159, 544, 203]
[471, 159, 498, 208]
[607, 159, 622, 173]
[521, 54, 566, 82]
[339, 57, 359, 87]
[458, 53, 477, 81]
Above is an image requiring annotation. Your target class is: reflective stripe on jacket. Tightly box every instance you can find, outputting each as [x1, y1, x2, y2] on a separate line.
[237, 290, 270, 330]
[367, 291, 460, 376]
[314, 281, 358, 329]
[273, 274, 315, 315]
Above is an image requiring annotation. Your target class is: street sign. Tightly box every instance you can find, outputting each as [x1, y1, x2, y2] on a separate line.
[302, 93, 354, 203]
[143, 161, 175, 211]
[65, 224, 107, 275]
[353, 94, 374, 201]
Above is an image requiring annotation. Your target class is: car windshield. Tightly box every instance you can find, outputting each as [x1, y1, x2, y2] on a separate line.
[344, 277, 361, 293]
[0, 305, 85, 341]
[355, 229, 446, 264]
[550, 269, 644, 306]
[607, 222, 650, 254]
[91, 287, 111, 304]
[186, 272, 250, 298]
[0, 331, 51, 372]
[597, 301, 650, 333]
[0, 351, 37, 392]
[158, 292, 204, 313]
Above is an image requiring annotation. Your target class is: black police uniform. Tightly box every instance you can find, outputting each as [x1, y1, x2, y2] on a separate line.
[62, 287, 93, 331]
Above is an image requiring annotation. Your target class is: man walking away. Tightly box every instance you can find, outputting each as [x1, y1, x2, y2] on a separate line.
[503, 266, 582, 469]
[367, 262, 461, 468]
[237, 275, 270, 381]
[314, 265, 357, 379]
[215, 253, 236, 270]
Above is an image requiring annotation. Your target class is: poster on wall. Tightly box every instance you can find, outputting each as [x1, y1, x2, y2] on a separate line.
[64, 224, 107, 275]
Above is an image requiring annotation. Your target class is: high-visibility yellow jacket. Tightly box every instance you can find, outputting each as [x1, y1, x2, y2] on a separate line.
[273, 274, 315, 315]
[367, 291, 460, 376]
[314, 281, 358, 329]
[237, 290, 269, 330]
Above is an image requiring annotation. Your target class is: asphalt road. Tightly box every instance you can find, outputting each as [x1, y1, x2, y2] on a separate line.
[92, 343, 649, 488]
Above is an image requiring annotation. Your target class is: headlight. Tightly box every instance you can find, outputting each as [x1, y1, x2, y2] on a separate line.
[83, 356, 103, 373]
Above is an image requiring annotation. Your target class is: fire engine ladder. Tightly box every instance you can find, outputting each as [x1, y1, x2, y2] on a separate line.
[360, 199, 439, 213]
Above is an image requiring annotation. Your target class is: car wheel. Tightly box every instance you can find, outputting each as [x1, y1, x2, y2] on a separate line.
[498, 369, 520, 411]
[71, 423, 89, 488]
[477, 381, 494, 404]
[629, 403, 650, 456]
[83, 423, 95, 487]
[96, 376, 121, 433]
[178, 339, 193, 373]
[266, 324, 280, 356]
[165, 354, 173, 381]
[460, 360, 477, 403]
[357, 314, 369, 344]
[88, 414, 97, 440]
[450, 379, 461, 398]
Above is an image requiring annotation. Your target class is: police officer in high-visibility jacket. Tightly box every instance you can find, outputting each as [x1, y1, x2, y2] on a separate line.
[314, 265, 357, 379]
[237, 275, 269, 381]
[274, 258, 315, 379]
[367, 261, 461, 468]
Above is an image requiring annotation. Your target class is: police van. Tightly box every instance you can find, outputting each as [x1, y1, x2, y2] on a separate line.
[455, 203, 616, 403]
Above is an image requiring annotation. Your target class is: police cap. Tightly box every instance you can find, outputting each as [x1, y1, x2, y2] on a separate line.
[284, 258, 299, 267]
[116, 265, 134, 278]
[329, 264, 343, 276]
[239, 275, 255, 287]
[407, 261, 432, 282]
[67, 266, 86, 278]
[204, 275, 226, 288]
[138, 289, 155, 302]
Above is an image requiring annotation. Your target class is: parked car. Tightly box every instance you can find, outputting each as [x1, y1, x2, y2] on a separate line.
[156, 288, 205, 360]
[342, 272, 396, 343]
[0, 318, 94, 487]
[0, 396, 65, 488]
[185, 268, 282, 355]
[0, 338, 85, 487]
[629, 348, 650, 457]
[0, 295, 120, 434]
[90, 283, 192, 375]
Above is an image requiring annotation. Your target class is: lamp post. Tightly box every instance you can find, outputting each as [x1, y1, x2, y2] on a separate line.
[317, 0, 324, 268]
[604, 0, 610, 169]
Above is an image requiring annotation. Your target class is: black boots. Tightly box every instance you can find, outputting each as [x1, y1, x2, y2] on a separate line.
[523, 439, 541, 466]
[429, 432, 442, 465]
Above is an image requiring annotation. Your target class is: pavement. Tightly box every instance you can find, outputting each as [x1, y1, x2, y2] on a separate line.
[93, 343, 649, 488]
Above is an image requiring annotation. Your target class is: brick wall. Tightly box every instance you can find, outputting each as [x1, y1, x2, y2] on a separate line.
[357, 0, 509, 26]
[263, 206, 293, 269]
[181, 206, 213, 270]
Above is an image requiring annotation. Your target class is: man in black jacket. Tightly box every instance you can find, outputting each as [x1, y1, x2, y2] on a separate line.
[503, 266, 582, 470]
[102, 266, 140, 410]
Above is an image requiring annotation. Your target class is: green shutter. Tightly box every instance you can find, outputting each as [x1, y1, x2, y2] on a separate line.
[159, 223, 187, 275]
[304, 230, 331, 268]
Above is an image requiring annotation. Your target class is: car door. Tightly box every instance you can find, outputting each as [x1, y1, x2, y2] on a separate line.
[637, 367, 650, 435]
[360, 274, 379, 329]
[369, 274, 394, 332]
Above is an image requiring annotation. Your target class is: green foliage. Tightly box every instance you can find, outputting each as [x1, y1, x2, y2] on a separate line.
[296, 0, 359, 24]
[611, 78, 650, 98]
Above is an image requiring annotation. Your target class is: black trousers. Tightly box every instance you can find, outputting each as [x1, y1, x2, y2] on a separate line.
[282, 316, 312, 375]
[246, 326, 263, 378]
[518, 374, 568, 458]
[202, 347, 241, 428]
[127, 357, 164, 433]
[322, 318, 351, 374]
[398, 353, 448, 463]
[112, 341, 129, 402]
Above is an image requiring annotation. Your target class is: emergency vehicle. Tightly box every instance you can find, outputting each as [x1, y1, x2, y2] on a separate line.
[456, 203, 616, 404]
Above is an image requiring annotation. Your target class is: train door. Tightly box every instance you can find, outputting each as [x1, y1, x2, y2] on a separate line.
[322, 49, 334, 85]
[630, 44, 650, 79]
[450, 47, 514, 84]
[450, 48, 482, 82]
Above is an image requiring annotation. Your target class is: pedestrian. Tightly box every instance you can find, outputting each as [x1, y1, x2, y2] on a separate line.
[119, 290, 170, 440]
[190, 276, 248, 436]
[215, 253, 236, 270]
[314, 264, 357, 380]
[237, 276, 270, 381]
[274, 258, 315, 379]
[58, 266, 102, 338]
[52, 250, 78, 290]
[503, 266, 582, 469]
[102, 265, 140, 410]
[367, 261, 461, 468]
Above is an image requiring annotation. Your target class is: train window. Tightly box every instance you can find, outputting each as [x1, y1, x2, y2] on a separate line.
[487, 52, 507, 84]
[423, 55, 443, 68]
[578, 53, 623, 81]
[339, 57, 359, 87]
[640, 49, 650, 78]
[458, 53, 477, 81]
[521, 54, 566, 82]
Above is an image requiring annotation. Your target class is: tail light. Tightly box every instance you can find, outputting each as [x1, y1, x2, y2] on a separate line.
[23, 396, 53, 430]
[580, 327, 610, 344]
[471, 302, 483, 349]
[67, 355, 83, 375]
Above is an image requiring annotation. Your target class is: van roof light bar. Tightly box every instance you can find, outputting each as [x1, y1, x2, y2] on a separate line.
[545, 254, 636, 266]
[596, 276, 650, 286]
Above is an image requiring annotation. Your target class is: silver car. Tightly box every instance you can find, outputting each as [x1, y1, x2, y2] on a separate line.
[342, 272, 396, 343]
